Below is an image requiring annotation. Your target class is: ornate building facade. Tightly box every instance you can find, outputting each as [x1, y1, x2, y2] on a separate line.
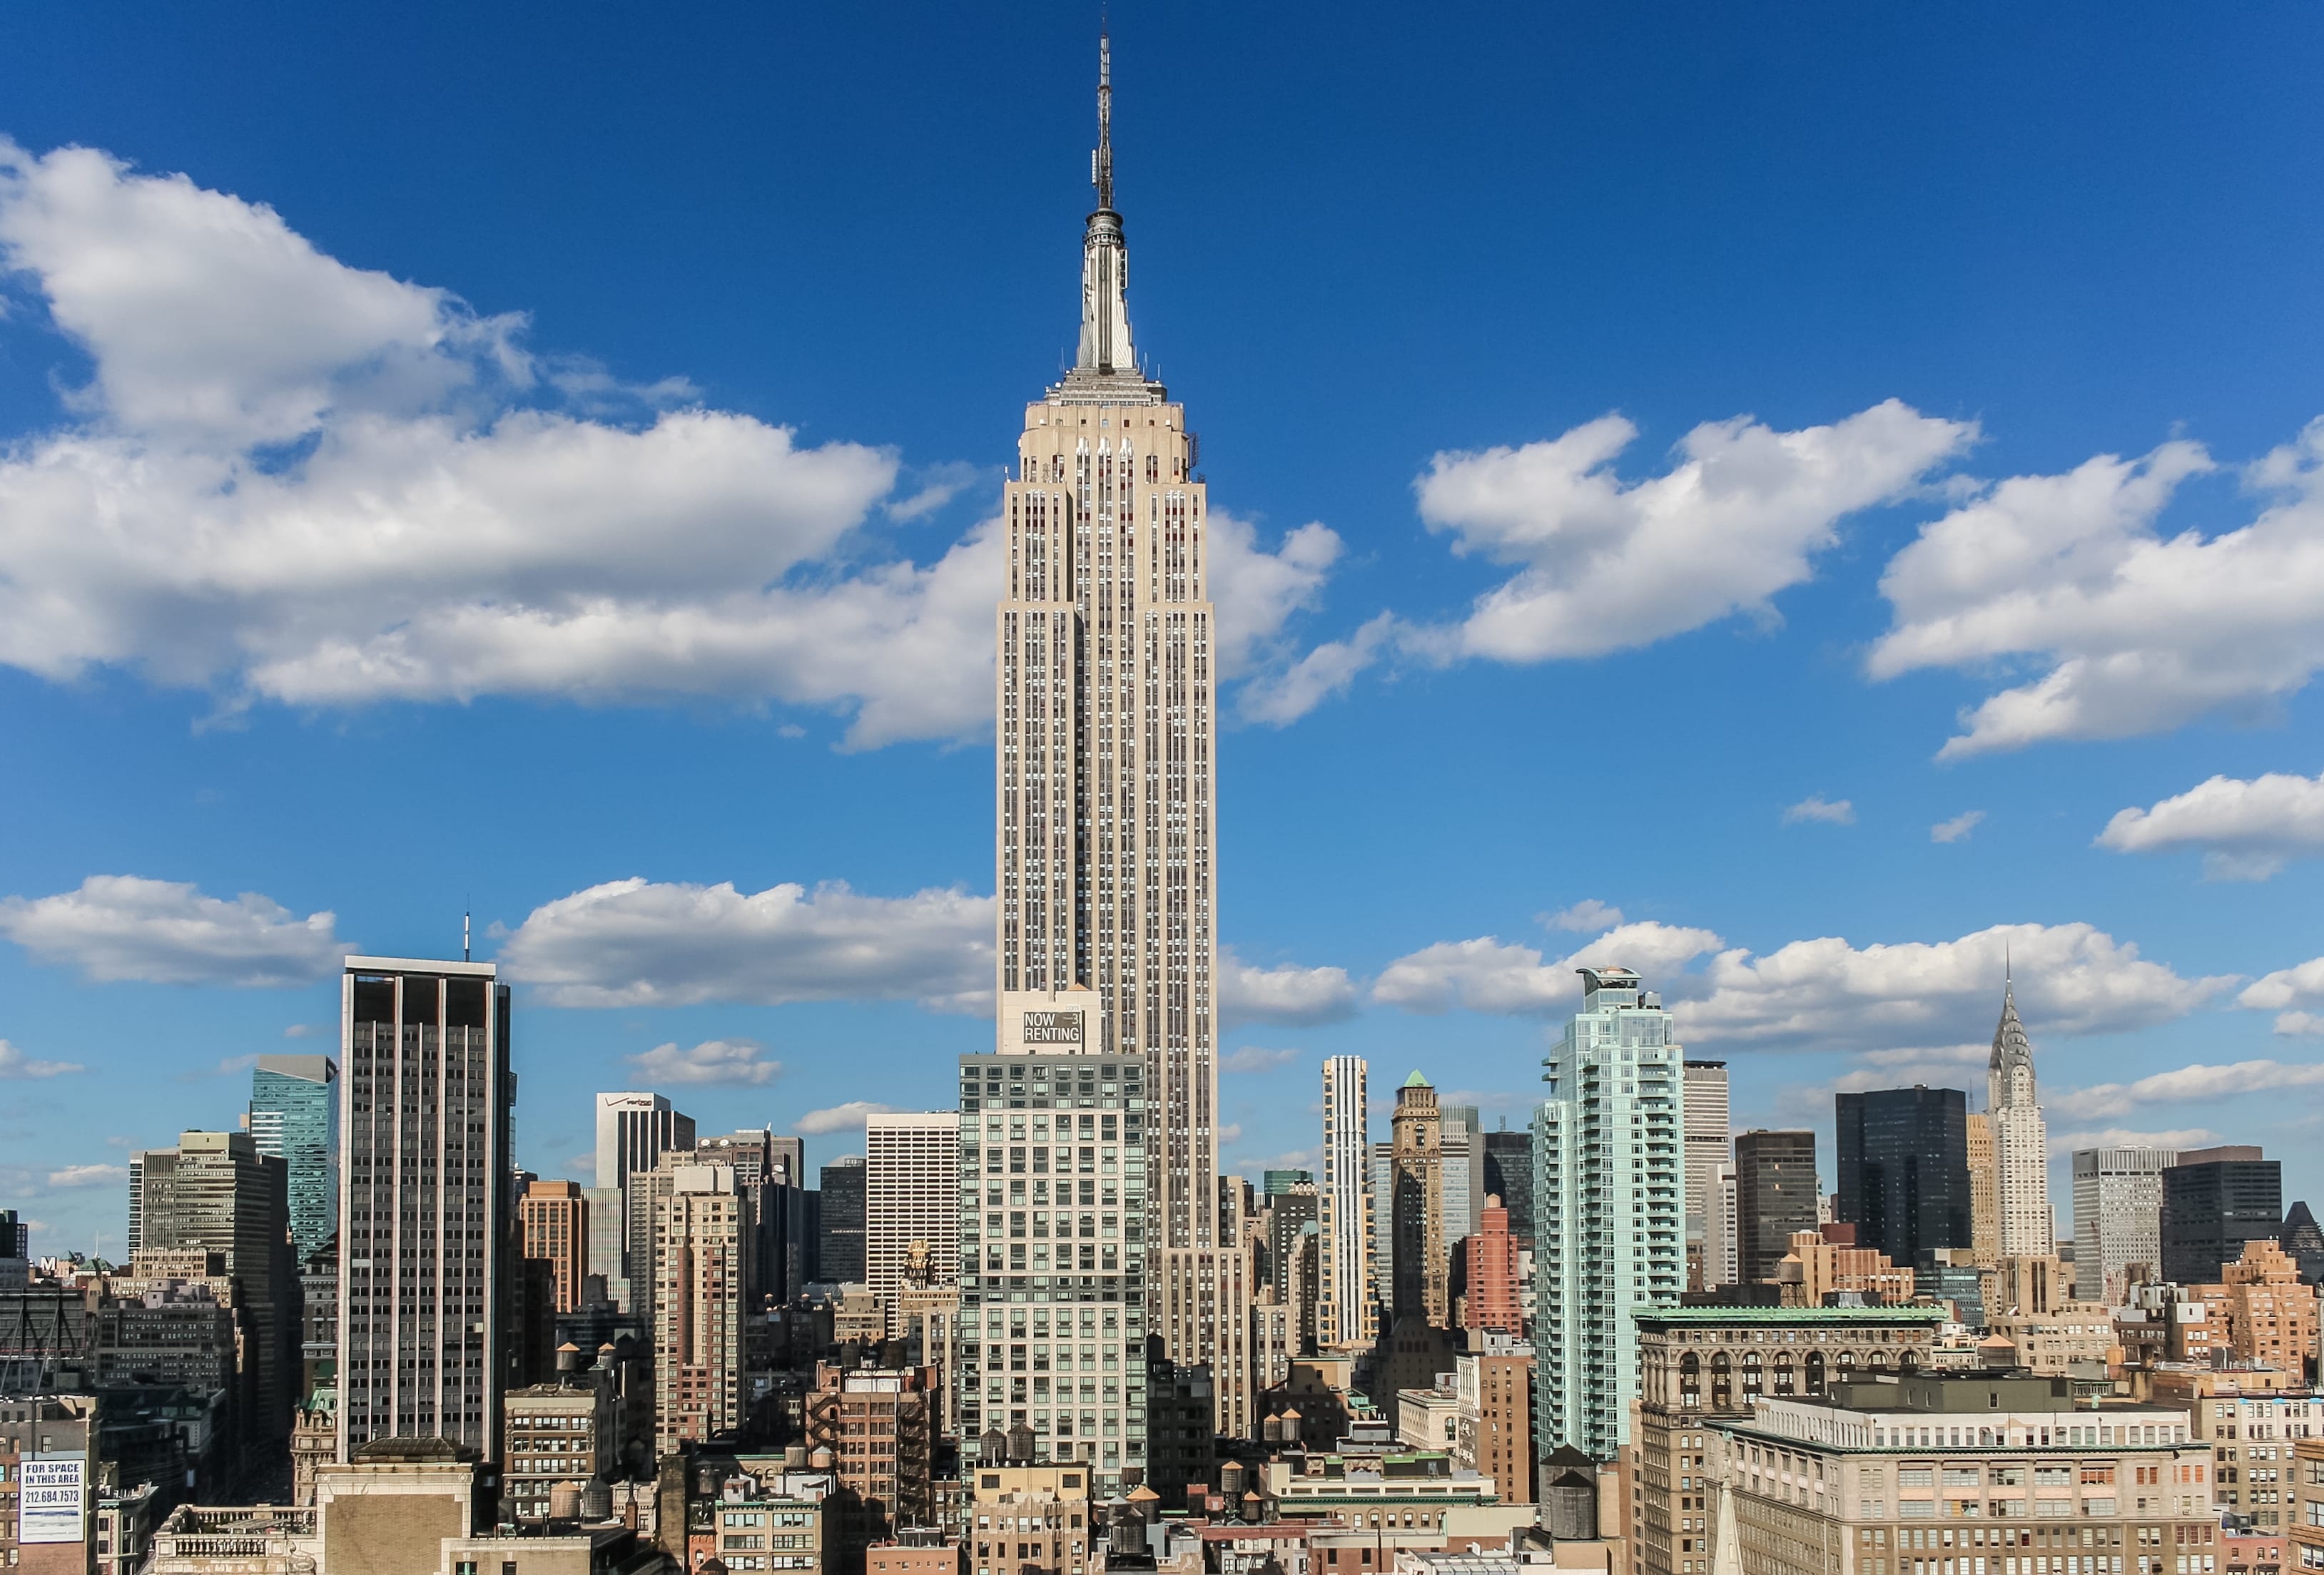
[1989, 971, 2054, 1258]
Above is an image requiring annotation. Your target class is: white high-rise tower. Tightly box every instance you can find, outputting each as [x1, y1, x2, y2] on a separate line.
[1989, 966, 2054, 1257]
[994, 27, 1219, 1256]
[1318, 1055, 1374, 1350]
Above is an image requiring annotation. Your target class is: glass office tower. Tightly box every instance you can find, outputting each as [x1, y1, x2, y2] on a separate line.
[249, 1054, 339, 1263]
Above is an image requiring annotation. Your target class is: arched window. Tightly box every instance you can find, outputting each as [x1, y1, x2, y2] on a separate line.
[1680, 1351, 1702, 1409]
[1806, 1352, 1827, 1396]
[1773, 1353, 1796, 1395]
[1710, 1351, 1732, 1411]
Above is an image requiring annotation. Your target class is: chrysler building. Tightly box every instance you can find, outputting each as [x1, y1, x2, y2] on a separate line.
[1988, 964, 2054, 1256]
[993, 30, 1219, 1257]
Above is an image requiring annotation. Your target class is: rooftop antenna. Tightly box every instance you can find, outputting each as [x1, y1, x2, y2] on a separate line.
[463, 907, 472, 964]
[1093, 13, 1114, 212]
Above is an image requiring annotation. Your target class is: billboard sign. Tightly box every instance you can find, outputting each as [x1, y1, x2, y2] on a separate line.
[1023, 1010, 1085, 1046]
[21, 1454, 86, 1544]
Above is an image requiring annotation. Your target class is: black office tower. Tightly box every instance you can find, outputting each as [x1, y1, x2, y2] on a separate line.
[2162, 1146, 2281, 1284]
[818, 1156, 867, 1285]
[1733, 1129, 1819, 1286]
[1835, 1086, 1972, 1266]
[1483, 1129, 1536, 1238]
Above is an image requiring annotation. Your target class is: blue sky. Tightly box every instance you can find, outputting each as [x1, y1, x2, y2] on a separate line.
[4, 3, 2323, 1258]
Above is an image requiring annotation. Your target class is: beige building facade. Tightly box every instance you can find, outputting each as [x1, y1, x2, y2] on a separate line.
[967, 1464, 1098, 1575]
[517, 1179, 588, 1315]
[993, 36, 1219, 1266]
[1984, 1255, 2118, 1377]
[1715, 1375, 2213, 1575]
[2186, 1385, 2324, 1529]
[865, 1112, 960, 1336]
[1389, 1074, 1448, 1327]
[1967, 1114, 2000, 1270]
[1631, 1305, 1945, 1575]
[1156, 1241, 1255, 1439]
[652, 1162, 751, 1453]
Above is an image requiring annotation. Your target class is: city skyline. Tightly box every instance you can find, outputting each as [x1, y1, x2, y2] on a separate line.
[6, 16, 2324, 1569]
[8, 5, 2324, 1258]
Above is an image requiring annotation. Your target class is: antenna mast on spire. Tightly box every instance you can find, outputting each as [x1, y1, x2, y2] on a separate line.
[1093, 22, 1115, 211]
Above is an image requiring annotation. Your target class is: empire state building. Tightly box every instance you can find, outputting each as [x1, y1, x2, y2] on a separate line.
[993, 33, 1219, 1260]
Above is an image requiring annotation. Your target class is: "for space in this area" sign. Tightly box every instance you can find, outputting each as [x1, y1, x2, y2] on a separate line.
[21, 1454, 86, 1544]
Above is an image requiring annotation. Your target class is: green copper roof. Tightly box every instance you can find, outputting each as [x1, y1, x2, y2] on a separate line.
[1404, 1069, 1431, 1088]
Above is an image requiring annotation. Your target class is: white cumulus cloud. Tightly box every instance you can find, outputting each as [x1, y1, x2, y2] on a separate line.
[0, 1039, 83, 1079]
[626, 1039, 782, 1086]
[2049, 1060, 2324, 1121]
[499, 877, 992, 1011]
[1238, 613, 1396, 727]
[1413, 400, 1975, 664]
[1680, 922, 2225, 1054]
[794, 1102, 903, 1136]
[1543, 899, 1623, 934]
[1219, 949, 1359, 1027]
[1238, 401, 1975, 723]
[2238, 957, 2324, 1036]
[0, 875, 342, 986]
[1784, 795, 1856, 826]
[1872, 424, 2324, 755]
[46, 1163, 126, 1189]
[0, 141, 1346, 748]
[1207, 514, 1343, 676]
[2097, 770, 2324, 881]
[1931, 810, 1986, 844]
[1374, 918, 2225, 1056]
[2049, 1128, 2222, 1152]
[1372, 921, 1725, 1016]
[1221, 1046, 1302, 1074]
[1829, 1046, 1991, 1095]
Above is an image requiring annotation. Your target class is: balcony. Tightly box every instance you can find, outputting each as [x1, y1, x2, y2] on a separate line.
[150, 1505, 320, 1572]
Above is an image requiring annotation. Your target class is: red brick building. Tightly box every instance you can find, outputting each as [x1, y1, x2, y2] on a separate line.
[1461, 1198, 1522, 1336]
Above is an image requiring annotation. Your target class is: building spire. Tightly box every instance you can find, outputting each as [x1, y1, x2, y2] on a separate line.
[1071, 18, 1139, 381]
[1094, 22, 1114, 213]
[1989, 957, 2036, 1108]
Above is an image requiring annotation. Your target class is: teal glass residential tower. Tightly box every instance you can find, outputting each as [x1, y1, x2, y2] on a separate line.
[1533, 966, 1684, 1458]
[249, 1054, 339, 1263]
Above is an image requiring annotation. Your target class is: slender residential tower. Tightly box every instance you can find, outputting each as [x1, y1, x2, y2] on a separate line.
[994, 29, 1219, 1255]
[1533, 967, 1684, 1456]
[1318, 1056, 1374, 1349]
[1989, 965, 2054, 1257]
